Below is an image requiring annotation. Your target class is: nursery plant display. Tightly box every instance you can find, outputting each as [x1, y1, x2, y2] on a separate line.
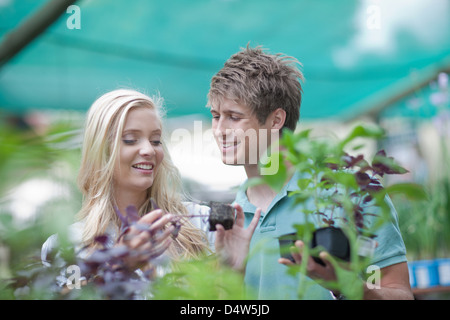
[256, 124, 427, 298]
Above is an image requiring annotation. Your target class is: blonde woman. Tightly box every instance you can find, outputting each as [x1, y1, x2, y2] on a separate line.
[42, 89, 260, 277]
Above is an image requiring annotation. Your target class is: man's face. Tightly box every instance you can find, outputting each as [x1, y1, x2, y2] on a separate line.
[210, 98, 273, 167]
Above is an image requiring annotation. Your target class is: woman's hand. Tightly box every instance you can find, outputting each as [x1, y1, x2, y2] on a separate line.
[214, 204, 261, 273]
[118, 209, 175, 270]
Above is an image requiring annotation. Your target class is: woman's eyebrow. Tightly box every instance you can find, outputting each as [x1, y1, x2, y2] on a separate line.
[122, 129, 162, 134]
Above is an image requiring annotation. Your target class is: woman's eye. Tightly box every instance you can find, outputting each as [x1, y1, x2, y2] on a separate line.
[150, 140, 162, 146]
[123, 139, 137, 145]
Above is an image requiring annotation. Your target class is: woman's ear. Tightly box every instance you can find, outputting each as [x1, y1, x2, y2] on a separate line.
[269, 108, 286, 130]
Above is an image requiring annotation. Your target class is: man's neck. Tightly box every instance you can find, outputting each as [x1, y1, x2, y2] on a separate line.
[244, 164, 291, 213]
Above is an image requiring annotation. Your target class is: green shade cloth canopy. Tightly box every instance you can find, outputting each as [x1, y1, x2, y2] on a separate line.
[0, 0, 449, 120]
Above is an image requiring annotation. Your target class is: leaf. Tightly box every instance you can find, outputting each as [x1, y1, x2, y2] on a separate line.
[293, 222, 316, 238]
[339, 125, 385, 149]
[363, 184, 384, 194]
[342, 153, 365, 168]
[326, 171, 358, 190]
[362, 194, 373, 203]
[297, 178, 312, 190]
[355, 171, 371, 187]
[371, 150, 409, 176]
[261, 152, 287, 192]
[150, 198, 160, 210]
[94, 235, 110, 246]
[114, 206, 128, 226]
[126, 205, 140, 222]
[385, 183, 428, 200]
[241, 177, 265, 190]
[322, 218, 335, 226]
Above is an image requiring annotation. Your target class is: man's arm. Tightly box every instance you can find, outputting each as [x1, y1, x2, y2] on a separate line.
[279, 241, 414, 300]
[363, 262, 413, 300]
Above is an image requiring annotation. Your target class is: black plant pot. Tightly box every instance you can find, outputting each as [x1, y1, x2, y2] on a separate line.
[208, 201, 234, 231]
[311, 227, 350, 266]
[278, 233, 298, 263]
[278, 227, 350, 266]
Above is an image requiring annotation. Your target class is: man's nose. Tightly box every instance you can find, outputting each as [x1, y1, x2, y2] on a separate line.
[213, 117, 231, 139]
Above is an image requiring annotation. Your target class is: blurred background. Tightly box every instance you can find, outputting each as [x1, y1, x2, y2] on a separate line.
[0, 0, 449, 299]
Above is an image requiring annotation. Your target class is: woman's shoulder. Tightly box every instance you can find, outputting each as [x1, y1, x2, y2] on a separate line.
[41, 221, 85, 264]
[183, 201, 211, 216]
[182, 201, 215, 250]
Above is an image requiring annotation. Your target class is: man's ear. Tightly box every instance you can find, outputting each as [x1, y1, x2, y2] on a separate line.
[269, 108, 286, 130]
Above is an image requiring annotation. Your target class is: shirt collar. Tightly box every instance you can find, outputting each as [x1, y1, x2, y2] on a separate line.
[236, 170, 303, 214]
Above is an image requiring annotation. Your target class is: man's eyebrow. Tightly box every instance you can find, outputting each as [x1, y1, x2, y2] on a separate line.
[210, 108, 246, 116]
[228, 110, 246, 116]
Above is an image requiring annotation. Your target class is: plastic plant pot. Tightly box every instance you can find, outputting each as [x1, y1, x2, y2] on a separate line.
[208, 201, 234, 231]
[311, 227, 350, 266]
[278, 227, 351, 266]
[277, 233, 297, 263]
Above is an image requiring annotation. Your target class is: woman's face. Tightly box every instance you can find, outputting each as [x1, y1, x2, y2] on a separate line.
[113, 107, 164, 196]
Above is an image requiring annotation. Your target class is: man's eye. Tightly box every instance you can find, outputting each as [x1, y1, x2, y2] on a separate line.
[230, 116, 240, 121]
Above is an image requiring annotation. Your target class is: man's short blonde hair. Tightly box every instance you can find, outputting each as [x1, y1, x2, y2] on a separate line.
[207, 45, 304, 131]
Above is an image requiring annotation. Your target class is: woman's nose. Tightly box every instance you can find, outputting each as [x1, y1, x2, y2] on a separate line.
[139, 140, 156, 157]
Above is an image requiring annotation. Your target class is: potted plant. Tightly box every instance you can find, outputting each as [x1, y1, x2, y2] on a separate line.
[257, 124, 426, 297]
[207, 201, 235, 231]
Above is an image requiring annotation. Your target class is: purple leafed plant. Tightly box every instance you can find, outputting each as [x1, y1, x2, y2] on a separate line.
[319, 149, 409, 234]
[12, 199, 235, 300]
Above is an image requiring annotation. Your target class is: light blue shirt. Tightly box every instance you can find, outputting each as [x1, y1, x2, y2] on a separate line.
[235, 171, 407, 299]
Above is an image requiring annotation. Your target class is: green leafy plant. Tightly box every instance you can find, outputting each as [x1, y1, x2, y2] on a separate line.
[0, 115, 247, 300]
[152, 255, 253, 300]
[258, 124, 427, 299]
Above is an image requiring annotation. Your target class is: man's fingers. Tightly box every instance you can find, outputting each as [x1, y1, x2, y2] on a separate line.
[214, 224, 225, 244]
[233, 203, 245, 226]
[247, 208, 261, 234]
[278, 257, 294, 266]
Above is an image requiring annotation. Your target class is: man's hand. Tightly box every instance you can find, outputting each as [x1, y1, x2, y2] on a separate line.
[278, 240, 338, 282]
[215, 204, 261, 273]
[278, 240, 414, 299]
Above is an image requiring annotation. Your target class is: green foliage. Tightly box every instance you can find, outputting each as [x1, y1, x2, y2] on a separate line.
[395, 174, 450, 260]
[0, 117, 251, 300]
[255, 123, 427, 299]
[152, 255, 253, 300]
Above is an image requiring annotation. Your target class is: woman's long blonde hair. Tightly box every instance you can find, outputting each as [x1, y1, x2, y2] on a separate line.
[76, 89, 209, 260]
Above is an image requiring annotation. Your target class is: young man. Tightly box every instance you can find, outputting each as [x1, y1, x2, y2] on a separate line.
[207, 45, 413, 299]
